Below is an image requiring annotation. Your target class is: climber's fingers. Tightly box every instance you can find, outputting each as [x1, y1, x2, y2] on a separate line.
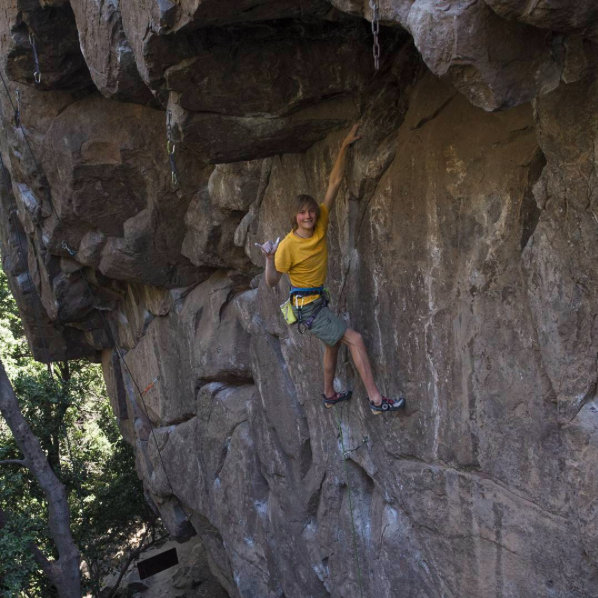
[255, 237, 280, 257]
[344, 123, 361, 146]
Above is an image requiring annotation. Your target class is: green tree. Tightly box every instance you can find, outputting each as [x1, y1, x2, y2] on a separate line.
[0, 356, 81, 598]
[0, 267, 159, 597]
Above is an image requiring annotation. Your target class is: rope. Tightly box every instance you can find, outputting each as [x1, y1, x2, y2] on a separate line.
[334, 405, 366, 598]
[108, 330, 191, 520]
[4, 208, 81, 510]
[0, 74, 191, 523]
[0, 69, 54, 211]
[0, 68, 11, 107]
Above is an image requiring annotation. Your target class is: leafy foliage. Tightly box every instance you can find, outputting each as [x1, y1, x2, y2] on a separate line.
[0, 267, 158, 597]
[0, 268, 33, 377]
[0, 511, 41, 596]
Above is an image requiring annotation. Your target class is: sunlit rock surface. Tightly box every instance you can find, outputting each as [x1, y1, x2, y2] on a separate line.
[1, 1, 597, 597]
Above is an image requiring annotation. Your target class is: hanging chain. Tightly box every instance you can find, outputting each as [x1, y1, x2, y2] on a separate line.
[28, 32, 41, 84]
[166, 110, 179, 188]
[14, 89, 21, 127]
[369, 0, 381, 71]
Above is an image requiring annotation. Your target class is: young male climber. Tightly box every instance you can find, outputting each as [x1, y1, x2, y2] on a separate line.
[258, 124, 405, 415]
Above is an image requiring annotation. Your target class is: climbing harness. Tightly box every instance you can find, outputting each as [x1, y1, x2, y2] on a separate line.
[28, 32, 41, 84]
[289, 286, 329, 333]
[290, 285, 326, 297]
[298, 297, 327, 334]
[369, 0, 381, 71]
[14, 89, 21, 127]
[334, 405, 366, 598]
[166, 110, 179, 188]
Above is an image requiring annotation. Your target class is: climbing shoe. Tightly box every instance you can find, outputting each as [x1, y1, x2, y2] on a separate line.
[322, 390, 352, 409]
[370, 395, 406, 415]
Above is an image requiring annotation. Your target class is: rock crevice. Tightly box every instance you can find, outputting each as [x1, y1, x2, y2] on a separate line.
[1, 2, 598, 597]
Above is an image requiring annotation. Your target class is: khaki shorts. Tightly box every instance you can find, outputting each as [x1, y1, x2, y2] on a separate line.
[292, 298, 347, 346]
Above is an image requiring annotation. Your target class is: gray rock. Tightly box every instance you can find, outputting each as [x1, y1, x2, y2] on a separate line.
[208, 161, 262, 213]
[1, 4, 597, 598]
[406, 0, 562, 110]
[484, 0, 598, 37]
[1, 0, 92, 91]
[70, 0, 153, 103]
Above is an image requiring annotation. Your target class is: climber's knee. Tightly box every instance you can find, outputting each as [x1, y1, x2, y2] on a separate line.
[341, 328, 363, 348]
[324, 342, 339, 355]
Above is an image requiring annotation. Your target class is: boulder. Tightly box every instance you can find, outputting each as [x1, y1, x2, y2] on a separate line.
[0, 3, 597, 597]
[2, 0, 92, 91]
[69, 0, 153, 103]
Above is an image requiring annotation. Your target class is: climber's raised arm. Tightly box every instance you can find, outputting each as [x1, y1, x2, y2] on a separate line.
[323, 123, 361, 211]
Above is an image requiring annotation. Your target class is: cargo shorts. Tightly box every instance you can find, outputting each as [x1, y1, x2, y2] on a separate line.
[292, 297, 347, 347]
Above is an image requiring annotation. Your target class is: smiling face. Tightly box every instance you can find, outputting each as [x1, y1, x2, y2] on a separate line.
[291, 194, 319, 237]
[295, 205, 317, 236]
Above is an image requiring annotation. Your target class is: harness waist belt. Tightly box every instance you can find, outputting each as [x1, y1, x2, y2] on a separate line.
[289, 285, 324, 297]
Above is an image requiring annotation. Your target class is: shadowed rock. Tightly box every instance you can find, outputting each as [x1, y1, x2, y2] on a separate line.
[69, 0, 153, 103]
[0, 3, 597, 597]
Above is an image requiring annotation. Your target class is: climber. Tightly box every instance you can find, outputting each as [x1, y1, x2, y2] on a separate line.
[258, 124, 406, 414]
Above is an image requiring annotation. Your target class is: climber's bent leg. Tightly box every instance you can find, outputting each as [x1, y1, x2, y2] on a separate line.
[323, 342, 339, 398]
[340, 328, 383, 405]
[293, 298, 352, 406]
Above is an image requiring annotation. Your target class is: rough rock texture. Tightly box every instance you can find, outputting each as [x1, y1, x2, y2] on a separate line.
[1, 2, 598, 597]
[102, 536, 229, 598]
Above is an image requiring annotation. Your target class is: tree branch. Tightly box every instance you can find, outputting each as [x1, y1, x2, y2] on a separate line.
[0, 358, 81, 597]
[107, 529, 168, 598]
[107, 527, 151, 598]
[0, 507, 54, 580]
[29, 542, 55, 579]
[0, 458, 27, 467]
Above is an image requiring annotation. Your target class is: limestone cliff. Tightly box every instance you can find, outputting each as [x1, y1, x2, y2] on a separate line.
[1, 2, 597, 597]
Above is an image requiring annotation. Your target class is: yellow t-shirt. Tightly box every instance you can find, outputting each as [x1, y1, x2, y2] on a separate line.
[275, 203, 329, 304]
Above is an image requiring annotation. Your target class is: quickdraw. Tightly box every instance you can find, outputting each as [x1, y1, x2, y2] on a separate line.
[28, 32, 41, 84]
[14, 89, 20, 127]
[142, 375, 160, 396]
[0, 61, 191, 527]
[61, 240, 77, 257]
[166, 110, 179, 188]
[290, 286, 329, 334]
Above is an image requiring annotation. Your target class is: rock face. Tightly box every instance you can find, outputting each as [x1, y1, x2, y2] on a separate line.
[1, 2, 597, 597]
[102, 536, 229, 598]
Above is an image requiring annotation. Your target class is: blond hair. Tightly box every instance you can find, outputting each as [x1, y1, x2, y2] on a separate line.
[291, 194, 319, 231]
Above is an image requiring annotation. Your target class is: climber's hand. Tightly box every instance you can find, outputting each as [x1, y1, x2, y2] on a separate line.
[255, 237, 280, 258]
[342, 123, 361, 148]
